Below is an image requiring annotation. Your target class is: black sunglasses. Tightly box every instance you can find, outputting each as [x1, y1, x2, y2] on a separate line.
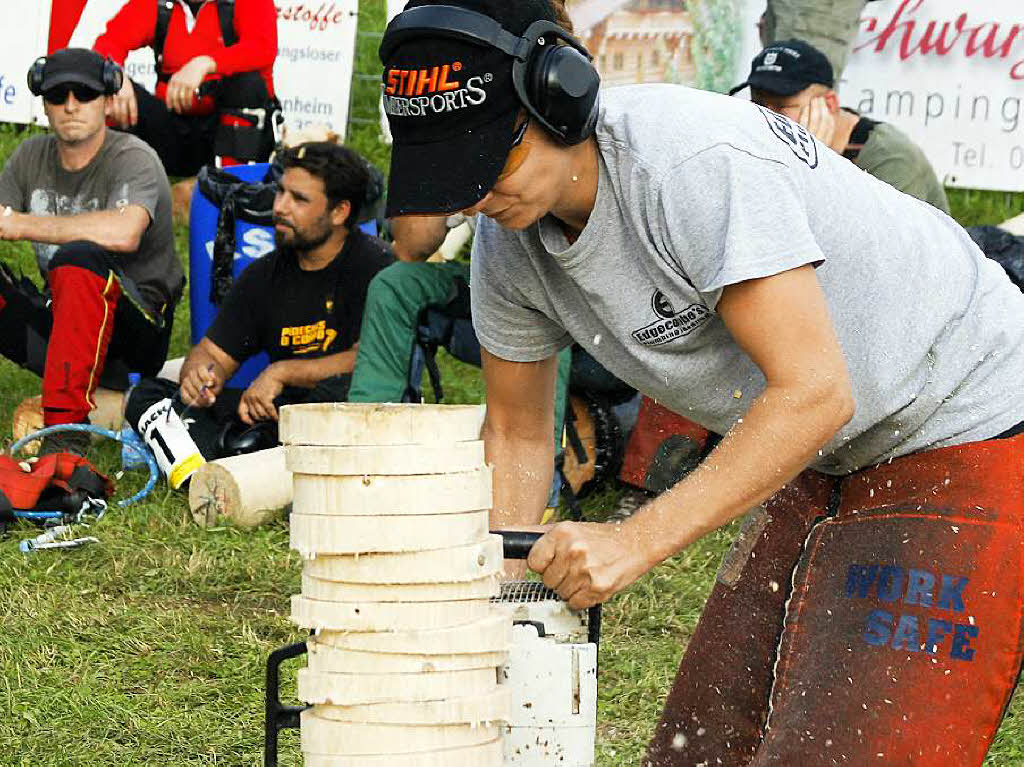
[510, 115, 530, 149]
[42, 84, 103, 105]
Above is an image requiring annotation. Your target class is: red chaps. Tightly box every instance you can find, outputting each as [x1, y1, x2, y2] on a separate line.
[646, 435, 1024, 766]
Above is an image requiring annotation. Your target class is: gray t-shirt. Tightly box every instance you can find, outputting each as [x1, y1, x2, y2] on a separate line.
[471, 84, 1024, 475]
[0, 130, 182, 312]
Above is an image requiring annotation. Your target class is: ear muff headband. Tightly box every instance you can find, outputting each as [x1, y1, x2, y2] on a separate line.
[27, 57, 47, 96]
[102, 59, 124, 95]
[380, 5, 528, 61]
[27, 55, 123, 97]
[380, 5, 600, 145]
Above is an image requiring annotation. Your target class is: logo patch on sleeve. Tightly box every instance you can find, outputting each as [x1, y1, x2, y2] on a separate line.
[632, 290, 710, 346]
[758, 106, 819, 168]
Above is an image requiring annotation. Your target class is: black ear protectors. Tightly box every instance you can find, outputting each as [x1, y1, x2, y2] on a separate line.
[26, 57, 48, 96]
[27, 54, 124, 97]
[380, 5, 600, 144]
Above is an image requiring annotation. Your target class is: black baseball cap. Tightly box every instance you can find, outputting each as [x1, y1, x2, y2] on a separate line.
[34, 48, 114, 94]
[379, 0, 556, 217]
[729, 39, 834, 97]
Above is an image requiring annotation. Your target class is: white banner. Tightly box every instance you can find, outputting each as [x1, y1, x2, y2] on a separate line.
[274, 1, 359, 134]
[733, 0, 1024, 192]
[842, 0, 1024, 192]
[40, 0, 359, 136]
[0, 3, 52, 125]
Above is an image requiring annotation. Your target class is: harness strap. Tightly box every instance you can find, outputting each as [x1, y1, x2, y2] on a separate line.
[843, 115, 880, 162]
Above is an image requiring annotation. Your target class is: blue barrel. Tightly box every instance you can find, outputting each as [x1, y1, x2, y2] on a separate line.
[189, 163, 275, 389]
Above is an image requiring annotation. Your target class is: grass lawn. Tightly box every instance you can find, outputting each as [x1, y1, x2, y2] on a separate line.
[3, 4, 1024, 765]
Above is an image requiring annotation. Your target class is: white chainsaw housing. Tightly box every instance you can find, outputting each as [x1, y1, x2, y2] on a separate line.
[496, 583, 597, 767]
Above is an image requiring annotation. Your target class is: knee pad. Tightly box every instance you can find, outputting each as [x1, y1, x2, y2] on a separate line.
[47, 241, 112, 277]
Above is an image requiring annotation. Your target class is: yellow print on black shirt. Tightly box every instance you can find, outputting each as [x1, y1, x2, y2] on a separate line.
[279, 320, 338, 355]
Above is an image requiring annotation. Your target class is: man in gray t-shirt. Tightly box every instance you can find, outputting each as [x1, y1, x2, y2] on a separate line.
[380, 2, 1024, 765]
[0, 48, 182, 453]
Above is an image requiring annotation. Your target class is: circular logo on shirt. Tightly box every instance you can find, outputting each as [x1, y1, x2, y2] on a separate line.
[757, 106, 819, 169]
[652, 290, 675, 320]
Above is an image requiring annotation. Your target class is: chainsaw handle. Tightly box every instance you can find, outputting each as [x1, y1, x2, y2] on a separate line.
[264, 640, 310, 767]
[497, 530, 543, 560]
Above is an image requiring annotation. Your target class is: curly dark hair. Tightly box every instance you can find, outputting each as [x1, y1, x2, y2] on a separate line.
[279, 142, 369, 229]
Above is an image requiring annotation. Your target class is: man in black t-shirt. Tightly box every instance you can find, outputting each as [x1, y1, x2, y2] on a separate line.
[126, 142, 391, 460]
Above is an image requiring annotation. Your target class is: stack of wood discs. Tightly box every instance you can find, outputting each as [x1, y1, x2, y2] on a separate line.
[280, 403, 511, 766]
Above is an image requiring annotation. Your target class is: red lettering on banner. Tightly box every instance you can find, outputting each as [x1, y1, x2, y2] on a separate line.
[275, 3, 350, 31]
[857, 0, 1024, 80]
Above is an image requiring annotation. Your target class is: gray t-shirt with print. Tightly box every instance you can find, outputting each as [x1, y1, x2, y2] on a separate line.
[471, 84, 1024, 476]
[0, 130, 182, 312]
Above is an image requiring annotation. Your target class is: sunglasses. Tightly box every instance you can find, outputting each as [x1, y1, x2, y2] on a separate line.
[497, 116, 531, 181]
[510, 115, 530, 149]
[42, 84, 103, 105]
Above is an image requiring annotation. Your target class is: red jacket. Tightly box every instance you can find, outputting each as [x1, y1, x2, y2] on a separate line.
[94, 0, 277, 115]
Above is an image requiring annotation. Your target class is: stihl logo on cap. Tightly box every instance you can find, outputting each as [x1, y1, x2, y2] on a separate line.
[385, 63, 462, 97]
[383, 63, 492, 118]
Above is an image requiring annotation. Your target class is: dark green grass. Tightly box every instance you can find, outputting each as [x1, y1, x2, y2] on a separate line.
[3, 3, 1024, 762]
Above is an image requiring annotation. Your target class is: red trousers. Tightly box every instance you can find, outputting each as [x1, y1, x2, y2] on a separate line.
[646, 434, 1024, 766]
[0, 242, 173, 425]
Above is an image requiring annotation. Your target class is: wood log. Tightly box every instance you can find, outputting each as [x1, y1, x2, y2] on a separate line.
[291, 467, 493, 516]
[289, 510, 489, 555]
[313, 613, 511, 655]
[12, 389, 124, 456]
[306, 643, 508, 675]
[300, 710, 500, 755]
[89, 387, 125, 430]
[280, 402, 485, 446]
[297, 667, 499, 705]
[300, 573, 500, 603]
[313, 688, 510, 725]
[302, 737, 502, 766]
[11, 396, 44, 456]
[285, 442, 485, 476]
[156, 356, 185, 383]
[188, 446, 291, 528]
[302, 536, 504, 584]
[290, 595, 494, 631]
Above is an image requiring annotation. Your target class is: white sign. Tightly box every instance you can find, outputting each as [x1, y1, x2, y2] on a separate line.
[735, 0, 1024, 192]
[0, 3, 52, 125]
[31, 0, 359, 136]
[274, 1, 359, 134]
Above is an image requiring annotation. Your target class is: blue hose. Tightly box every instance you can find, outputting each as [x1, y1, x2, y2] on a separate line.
[12, 510, 65, 521]
[9, 423, 160, 507]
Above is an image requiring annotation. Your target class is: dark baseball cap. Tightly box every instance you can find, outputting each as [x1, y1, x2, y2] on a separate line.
[379, 0, 557, 217]
[729, 39, 834, 97]
[33, 48, 116, 94]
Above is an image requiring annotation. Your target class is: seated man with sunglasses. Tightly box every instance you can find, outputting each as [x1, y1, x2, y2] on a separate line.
[0, 48, 182, 455]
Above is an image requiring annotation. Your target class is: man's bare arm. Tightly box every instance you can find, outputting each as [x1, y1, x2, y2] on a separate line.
[528, 265, 856, 609]
[389, 216, 450, 262]
[235, 347, 359, 425]
[268, 346, 359, 388]
[481, 347, 559, 531]
[0, 206, 150, 253]
[179, 337, 240, 407]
